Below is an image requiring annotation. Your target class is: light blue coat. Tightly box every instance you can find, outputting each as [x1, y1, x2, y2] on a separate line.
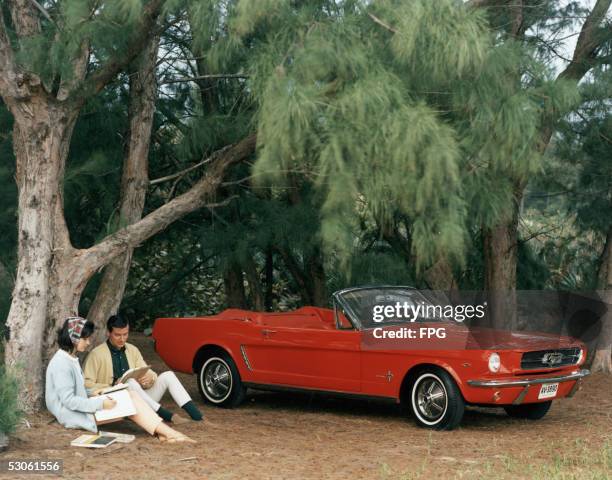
[45, 349, 105, 433]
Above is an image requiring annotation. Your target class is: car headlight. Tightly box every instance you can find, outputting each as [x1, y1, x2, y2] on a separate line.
[577, 348, 584, 365]
[488, 352, 501, 373]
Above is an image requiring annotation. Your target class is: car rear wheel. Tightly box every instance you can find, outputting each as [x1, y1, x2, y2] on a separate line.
[197, 354, 246, 408]
[504, 401, 552, 420]
[408, 369, 465, 430]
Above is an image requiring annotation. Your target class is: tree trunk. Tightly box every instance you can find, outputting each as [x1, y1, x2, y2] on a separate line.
[4, 102, 76, 410]
[483, 192, 520, 331]
[592, 229, 612, 373]
[276, 247, 312, 305]
[224, 262, 247, 308]
[87, 36, 160, 344]
[244, 255, 265, 311]
[305, 247, 327, 307]
[4, 131, 254, 411]
[423, 257, 457, 291]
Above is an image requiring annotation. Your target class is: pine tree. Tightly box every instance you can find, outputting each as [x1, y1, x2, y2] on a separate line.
[0, 0, 255, 410]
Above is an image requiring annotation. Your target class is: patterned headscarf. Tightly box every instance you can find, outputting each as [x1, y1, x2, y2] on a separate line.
[66, 316, 88, 345]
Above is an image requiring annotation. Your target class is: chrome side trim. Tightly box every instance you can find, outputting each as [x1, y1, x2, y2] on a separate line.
[467, 369, 590, 388]
[243, 382, 398, 403]
[240, 345, 253, 371]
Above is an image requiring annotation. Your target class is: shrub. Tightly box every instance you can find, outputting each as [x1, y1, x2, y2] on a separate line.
[0, 366, 22, 435]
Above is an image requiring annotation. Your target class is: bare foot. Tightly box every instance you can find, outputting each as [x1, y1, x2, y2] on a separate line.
[158, 433, 196, 444]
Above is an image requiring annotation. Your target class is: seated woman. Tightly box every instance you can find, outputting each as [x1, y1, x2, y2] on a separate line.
[45, 316, 195, 444]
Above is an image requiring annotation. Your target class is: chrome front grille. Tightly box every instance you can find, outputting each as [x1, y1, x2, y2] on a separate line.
[520, 347, 581, 370]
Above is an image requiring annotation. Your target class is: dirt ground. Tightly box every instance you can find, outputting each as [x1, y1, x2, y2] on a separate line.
[1, 333, 610, 480]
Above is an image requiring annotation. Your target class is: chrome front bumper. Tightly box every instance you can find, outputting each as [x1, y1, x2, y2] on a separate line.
[467, 369, 590, 405]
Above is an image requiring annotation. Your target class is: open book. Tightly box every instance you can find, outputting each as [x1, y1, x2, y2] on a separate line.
[71, 434, 117, 448]
[94, 385, 137, 422]
[115, 365, 151, 385]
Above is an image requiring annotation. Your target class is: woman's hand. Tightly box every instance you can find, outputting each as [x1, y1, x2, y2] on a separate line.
[102, 397, 117, 410]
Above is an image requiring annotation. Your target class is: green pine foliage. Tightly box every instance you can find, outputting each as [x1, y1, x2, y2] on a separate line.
[220, 0, 578, 272]
[0, 0, 608, 325]
[0, 366, 22, 434]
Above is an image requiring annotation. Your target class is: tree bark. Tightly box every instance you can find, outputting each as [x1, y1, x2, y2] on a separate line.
[244, 255, 265, 311]
[4, 101, 77, 410]
[483, 185, 520, 330]
[276, 246, 312, 305]
[87, 36, 160, 344]
[223, 262, 247, 309]
[423, 257, 457, 291]
[305, 246, 327, 307]
[592, 229, 612, 373]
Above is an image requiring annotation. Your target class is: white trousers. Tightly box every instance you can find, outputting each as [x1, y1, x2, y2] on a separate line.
[127, 371, 191, 412]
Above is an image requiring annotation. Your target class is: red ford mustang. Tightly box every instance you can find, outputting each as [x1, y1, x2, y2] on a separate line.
[152, 286, 590, 430]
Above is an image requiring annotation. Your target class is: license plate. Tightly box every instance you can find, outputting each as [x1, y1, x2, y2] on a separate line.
[538, 382, 559, 399]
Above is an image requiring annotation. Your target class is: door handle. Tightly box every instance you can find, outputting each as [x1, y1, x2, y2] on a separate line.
[261, 329, 277, 337]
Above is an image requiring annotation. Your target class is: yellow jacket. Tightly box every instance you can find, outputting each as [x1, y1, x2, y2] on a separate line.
[83, 342, 158, 391]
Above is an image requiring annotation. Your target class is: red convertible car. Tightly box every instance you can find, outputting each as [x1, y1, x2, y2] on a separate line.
[152, 286, 590, 430]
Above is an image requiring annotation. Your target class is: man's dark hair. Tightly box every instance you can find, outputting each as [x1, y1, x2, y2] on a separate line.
[107, 314, 129, 332]
[57, 319, 95, 352]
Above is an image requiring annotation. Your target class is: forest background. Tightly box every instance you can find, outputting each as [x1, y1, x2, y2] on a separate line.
[0, 0, 610, 411]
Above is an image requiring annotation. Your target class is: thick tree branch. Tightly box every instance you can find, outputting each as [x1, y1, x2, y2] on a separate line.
[558, 0, 612, 82]
[73, 0, 166, 105]
[7, 0, 40, 37]
[87, 34, 161, 340]
[0, 10, 20, 100]
[536, 0, 611, 152]
[84, 134, 256, 270]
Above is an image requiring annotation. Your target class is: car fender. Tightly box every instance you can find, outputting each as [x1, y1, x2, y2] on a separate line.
[191, 342, 243, 374]
[398, 360, 467, 400]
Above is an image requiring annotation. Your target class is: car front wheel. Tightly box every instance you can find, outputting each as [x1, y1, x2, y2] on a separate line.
[198, 354, 246, 408]
[504, 401, 552, 420]
[408, 369, 465, 430]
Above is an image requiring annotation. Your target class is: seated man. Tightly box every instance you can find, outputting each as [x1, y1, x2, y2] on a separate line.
[84, 314, 202, 423]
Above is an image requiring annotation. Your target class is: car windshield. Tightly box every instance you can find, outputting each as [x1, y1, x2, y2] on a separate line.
[336, 287, 448, 328]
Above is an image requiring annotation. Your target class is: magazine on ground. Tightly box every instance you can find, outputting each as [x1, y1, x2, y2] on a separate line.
[98, 431, 136, 443]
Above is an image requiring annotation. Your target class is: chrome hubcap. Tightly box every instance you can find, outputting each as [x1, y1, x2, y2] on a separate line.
[416, 378, 446, 421]
[204, 361, 231, 400]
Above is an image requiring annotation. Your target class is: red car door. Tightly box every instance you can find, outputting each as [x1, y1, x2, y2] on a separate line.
[242, 320, 361, 393]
